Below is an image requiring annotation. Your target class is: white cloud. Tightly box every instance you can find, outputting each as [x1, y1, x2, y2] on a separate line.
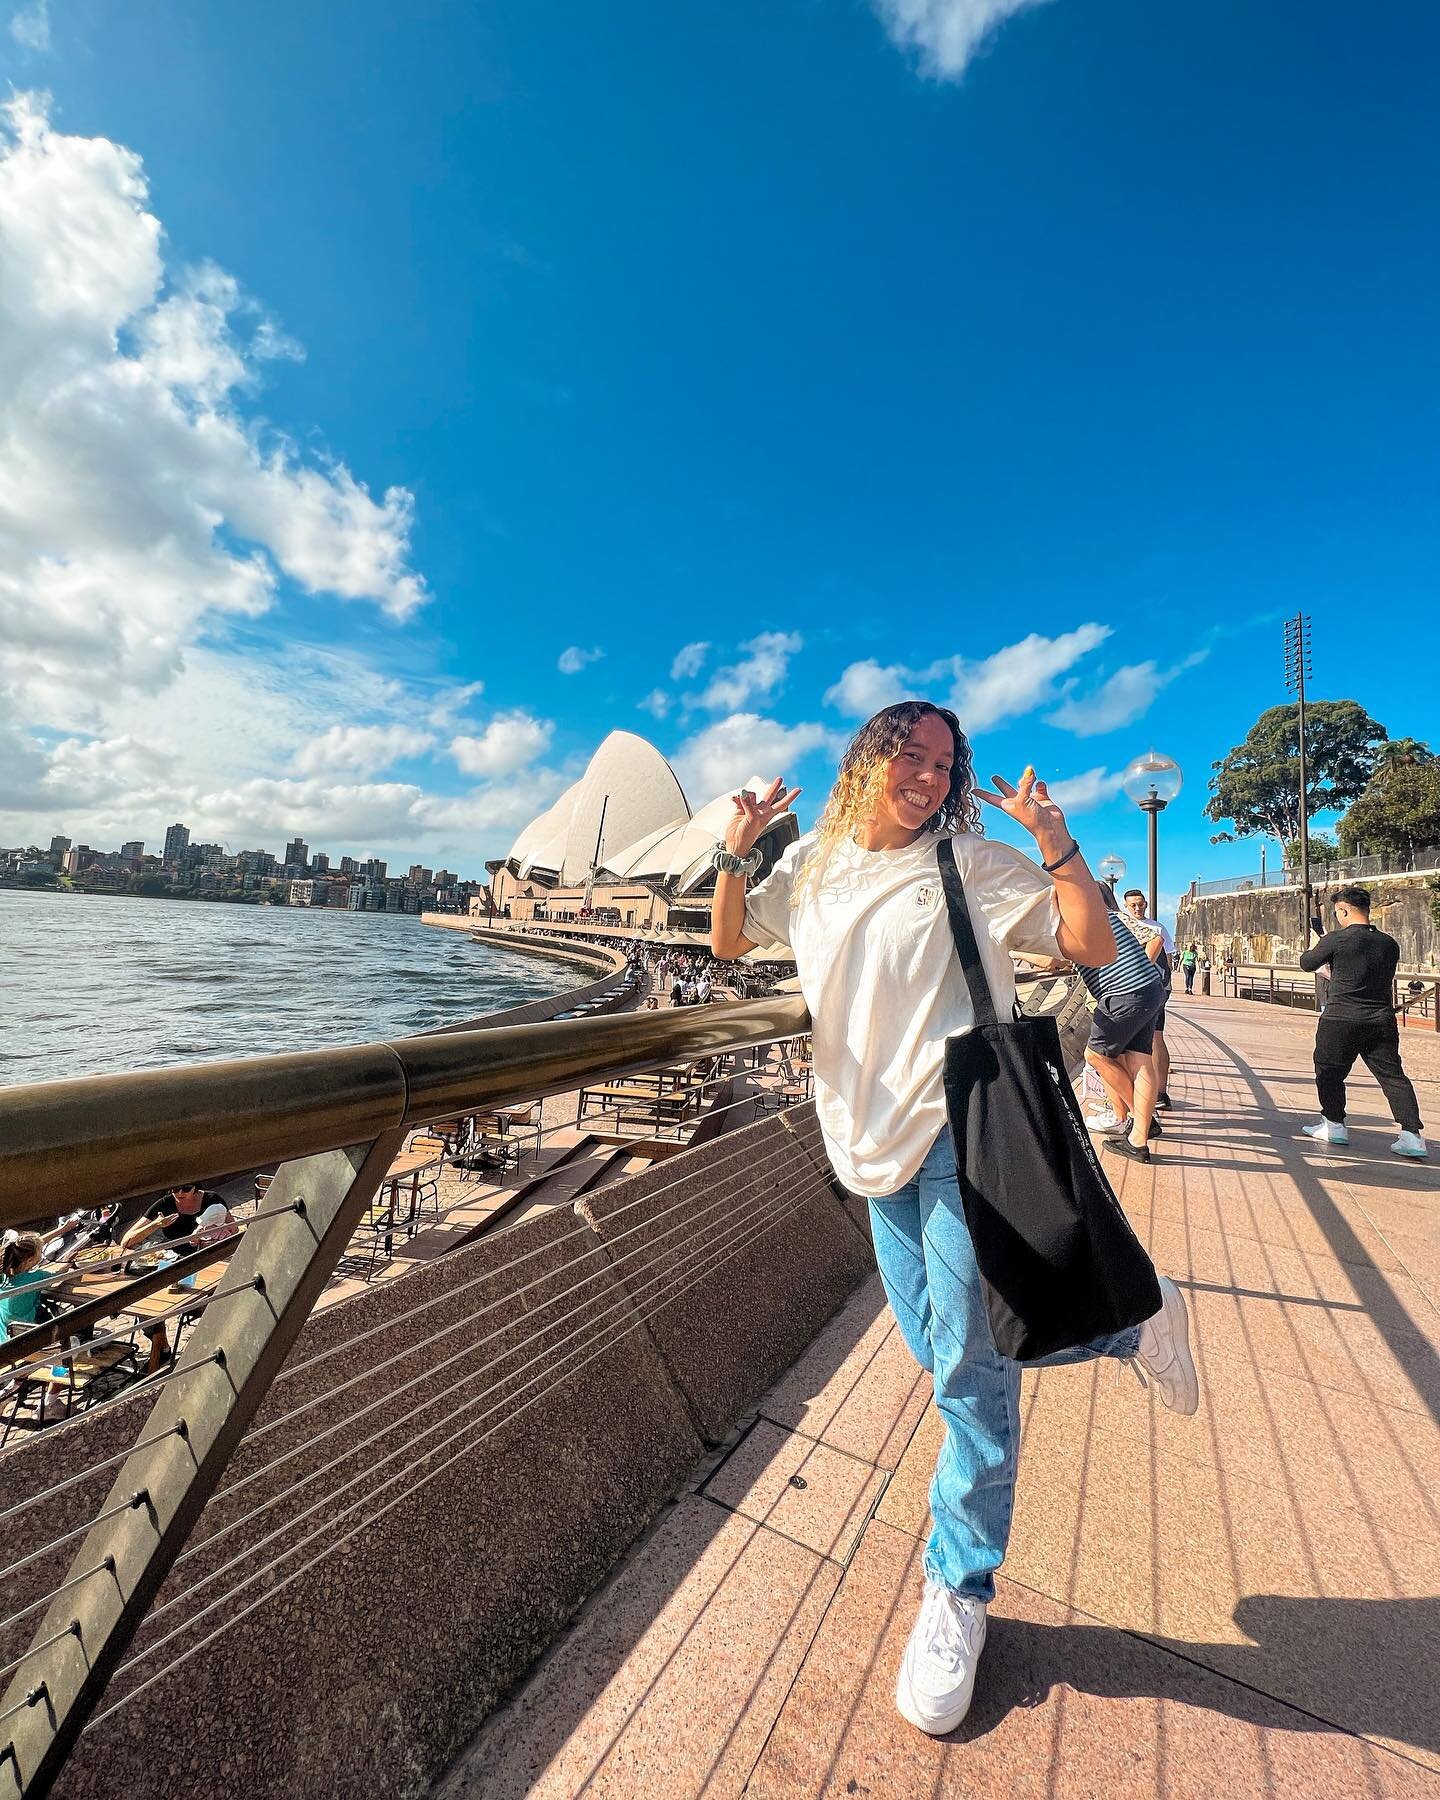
[951, 625, 1110, 732]
[557, 645, 603, 674]
[449, 711, 554, 778]
[669, 712, 842, 802]
[427, 680, 484, 728]
[0, 91, 427, 739]
[637, 689, 670, 719]
[1045, 766, 1125, 813]
[670, 641, 709, 681]
[823, 625, 1110, 734]
[1047, 652, 1207, 737]
[293, 724, 436, 778]
[871, 0, 1054, 81]
[822, 658, 919, 718]
[8, 0, 49, 51]
[691, 631, 802, 713]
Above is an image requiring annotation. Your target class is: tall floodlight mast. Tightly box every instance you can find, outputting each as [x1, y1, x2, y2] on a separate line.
[1283, 614, 1314, 944]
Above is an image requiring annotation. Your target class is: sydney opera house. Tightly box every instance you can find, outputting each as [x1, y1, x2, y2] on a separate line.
[481, 730, 800, 934]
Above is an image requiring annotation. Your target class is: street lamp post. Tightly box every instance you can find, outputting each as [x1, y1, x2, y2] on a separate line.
[1097, 854, 1126, 892]
[1283, 614, 1314, 946]
[1121, 751, 1184, 921]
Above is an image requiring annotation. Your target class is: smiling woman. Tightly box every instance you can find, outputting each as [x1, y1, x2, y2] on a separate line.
[709, 697, 1194, 1738]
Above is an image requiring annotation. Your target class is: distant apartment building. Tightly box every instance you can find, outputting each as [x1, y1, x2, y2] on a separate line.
[310, 852, 330, 874]
[48, 835, 71, 867]
[339, 856, 359, 875]
[362, 858, 387, 881]
[162, 823, 190, 866]
[62, 845, 97, 874]
[284, 836, 308, 869]
[120, 841, 144, 861]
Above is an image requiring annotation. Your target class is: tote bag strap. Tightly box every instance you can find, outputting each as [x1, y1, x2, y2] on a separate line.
[936, 836, 1000, 1028]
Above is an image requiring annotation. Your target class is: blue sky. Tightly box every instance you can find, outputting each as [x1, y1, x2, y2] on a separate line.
[1, 0, 1436, 909]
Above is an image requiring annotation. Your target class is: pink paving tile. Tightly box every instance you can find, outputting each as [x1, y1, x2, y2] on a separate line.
[746, 1519, 1437, 1798]
[1005, 1405, 1440, 1769]
[1024, 1349, 1440, 1546]
[759, 1271, 932, 1470]
[437, 1496, 839, 1800]
[702, 1418, 886, 1562]
[1182, 1281, 1437, 1414]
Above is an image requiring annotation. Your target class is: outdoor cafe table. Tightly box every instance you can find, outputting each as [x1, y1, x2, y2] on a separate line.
[53, 1254, 232, 1373]
[381, 1146, 446, 1231]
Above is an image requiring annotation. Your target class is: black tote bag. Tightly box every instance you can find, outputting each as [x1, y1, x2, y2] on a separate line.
[936, 837, 1162, 1361]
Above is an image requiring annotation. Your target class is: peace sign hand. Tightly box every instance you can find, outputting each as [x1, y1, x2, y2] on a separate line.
[974, 766, 1071, 861]
[725, 776, 803, 856]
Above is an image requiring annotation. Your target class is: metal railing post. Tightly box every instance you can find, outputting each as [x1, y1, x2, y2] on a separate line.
[0, 1130, 405, 1799]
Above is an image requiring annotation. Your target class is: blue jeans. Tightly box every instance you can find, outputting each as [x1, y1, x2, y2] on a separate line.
[869, 1127, 1140, 1601]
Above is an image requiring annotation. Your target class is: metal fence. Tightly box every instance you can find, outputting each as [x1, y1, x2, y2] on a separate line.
[1189, 844, 1440, 900]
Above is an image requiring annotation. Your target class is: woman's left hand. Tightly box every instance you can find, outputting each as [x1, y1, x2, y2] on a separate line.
[975, 766, 1071, 858]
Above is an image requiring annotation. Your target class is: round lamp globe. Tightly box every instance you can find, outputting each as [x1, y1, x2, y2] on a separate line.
[1121, 751, 1183, 808]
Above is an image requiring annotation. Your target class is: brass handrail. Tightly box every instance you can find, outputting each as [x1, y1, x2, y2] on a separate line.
[0, 996, 811, 1224]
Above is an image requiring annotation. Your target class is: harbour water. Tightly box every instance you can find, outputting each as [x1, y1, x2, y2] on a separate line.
[0, 891, 582, 1087]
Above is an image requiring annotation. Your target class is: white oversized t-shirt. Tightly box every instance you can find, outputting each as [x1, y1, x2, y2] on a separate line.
[743, 828, 1061, 1199]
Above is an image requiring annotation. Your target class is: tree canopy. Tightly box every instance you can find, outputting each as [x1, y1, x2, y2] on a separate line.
[1204, 701, 1387, 844]
[1338, 739, 1440, 854]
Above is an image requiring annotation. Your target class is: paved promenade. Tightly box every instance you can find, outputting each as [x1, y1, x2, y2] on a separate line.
[440, 994, 1439, 1798]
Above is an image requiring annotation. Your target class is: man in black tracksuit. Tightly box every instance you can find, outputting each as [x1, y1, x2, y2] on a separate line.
[1297, 886, 1427, 1159]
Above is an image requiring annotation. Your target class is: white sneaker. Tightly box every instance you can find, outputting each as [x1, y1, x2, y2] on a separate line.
[1391, 1131, 1429, 1160]
[1301, 1118, 1349, 1146]
[1086, 1105, 1119, 1132]
[895, 1580, 988, 1736]
[1132, 1276, 1199, 1416]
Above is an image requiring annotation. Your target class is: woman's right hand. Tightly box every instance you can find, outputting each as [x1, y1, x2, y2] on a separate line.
[725, 777, 802, 856]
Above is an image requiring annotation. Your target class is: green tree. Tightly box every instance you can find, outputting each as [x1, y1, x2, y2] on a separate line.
[1338, 739, 1440, 854]
[1281, 831, 1340, 870]
[1205, 701, 1387, 846]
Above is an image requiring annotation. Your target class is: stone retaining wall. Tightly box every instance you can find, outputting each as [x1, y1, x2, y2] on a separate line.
[1176, 870, 1440, 969]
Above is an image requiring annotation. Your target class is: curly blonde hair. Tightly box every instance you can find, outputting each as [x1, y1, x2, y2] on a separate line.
[792, 701, 982, 905]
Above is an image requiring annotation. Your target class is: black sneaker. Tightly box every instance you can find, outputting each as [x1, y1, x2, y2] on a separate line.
[1148, 1118, 1163, 1139]
[1155, 1091, 1172, 1110]
[1102, 1134, 1151, 1165]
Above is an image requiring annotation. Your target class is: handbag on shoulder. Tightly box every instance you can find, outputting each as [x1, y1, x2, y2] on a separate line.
[936, 837, 1162, 1361]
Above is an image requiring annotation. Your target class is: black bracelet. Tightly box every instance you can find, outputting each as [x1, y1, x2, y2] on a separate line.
[1042, 839, 1081, 874]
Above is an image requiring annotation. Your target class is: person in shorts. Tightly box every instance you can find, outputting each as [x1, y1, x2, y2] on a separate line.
[1078, 885, 1167, 1164]
[1122, 889, 1175, 1107]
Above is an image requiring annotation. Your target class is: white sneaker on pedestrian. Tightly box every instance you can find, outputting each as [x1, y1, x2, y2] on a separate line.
[1131, 1276, 1199, 1416]
[1086, 1105, 1119, 1132]
[1391, 1130, 1429, 1160]
[1301, 1118, 1349, 1146]
[895, 1580, 988, 1736]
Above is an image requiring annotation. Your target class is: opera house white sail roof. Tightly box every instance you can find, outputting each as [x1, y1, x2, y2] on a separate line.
[506, 730, 690, 886]
[604, 777, 796, 894]
[501, 736, 798, 896]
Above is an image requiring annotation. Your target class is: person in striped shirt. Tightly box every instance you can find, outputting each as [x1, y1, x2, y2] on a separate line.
[1078, 883, 1167, 1164]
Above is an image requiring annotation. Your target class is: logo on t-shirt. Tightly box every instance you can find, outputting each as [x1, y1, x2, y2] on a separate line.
[915, 886, 939, 909]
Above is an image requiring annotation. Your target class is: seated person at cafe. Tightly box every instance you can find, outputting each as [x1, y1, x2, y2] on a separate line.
[1, 1229, 51, 1334]
[120, 1183, 230, 1254]
[189, 1202, 239, 1249]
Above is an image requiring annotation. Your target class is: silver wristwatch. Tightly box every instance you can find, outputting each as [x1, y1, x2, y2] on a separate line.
[711, 840, 762, 877]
